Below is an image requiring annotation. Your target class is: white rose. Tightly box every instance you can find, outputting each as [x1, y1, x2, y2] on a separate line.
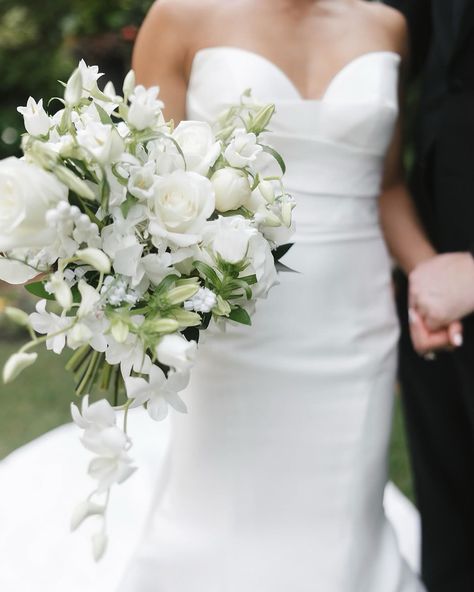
[148, 170, 215, 248]
[76, 121, 124, 164]
[211, 167, 252, 212]
[156, 334, 197, 372]
[0, 157, 68, 251]
[128, 85, 164, 131]
[224, 128, 263, 168]
[172, 121, 221, 176]
[17, 97, 52, 137]
[203, 215, 257, 264]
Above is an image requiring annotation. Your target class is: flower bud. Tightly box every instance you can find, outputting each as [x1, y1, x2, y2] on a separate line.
[281, 200, 294, 228]
[263, 211, 282, 228]
[123, 70, 136, 99]
[65, 68, 83, 106]
[4, 306, 30, 327]
[213, 295, 232, 317]
[3, 352, 38, 383]
[92, 531, 108, 562]
[170, 308, 202, 327]
[145, 318, 180, 334]
[110, 319, 129, 343]
[166, 284, 200, 306]
[76, 249, 111, 274]
[259, 180, 275, 204]
[70, 500, 105, 532]
[249, 104, 275, 134]
[211, 167, 252, 213]
[54, 166, 96, 200]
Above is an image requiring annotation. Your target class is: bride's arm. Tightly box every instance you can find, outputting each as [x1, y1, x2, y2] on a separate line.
[132, 1, 190, 122]
[378, 14, 435, 275]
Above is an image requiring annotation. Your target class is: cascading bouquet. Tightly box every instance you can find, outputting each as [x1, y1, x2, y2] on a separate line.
[0, 60, 294, 559]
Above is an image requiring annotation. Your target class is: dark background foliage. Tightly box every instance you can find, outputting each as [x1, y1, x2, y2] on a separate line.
[0, 0, 153, 158]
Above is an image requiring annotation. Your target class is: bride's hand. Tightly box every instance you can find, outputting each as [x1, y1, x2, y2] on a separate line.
[408, 307, 463, 356]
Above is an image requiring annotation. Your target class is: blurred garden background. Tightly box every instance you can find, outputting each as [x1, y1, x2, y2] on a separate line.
[0, 0, 414, 500]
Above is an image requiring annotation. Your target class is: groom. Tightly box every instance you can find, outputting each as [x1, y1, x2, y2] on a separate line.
[385, 1, 474, 591]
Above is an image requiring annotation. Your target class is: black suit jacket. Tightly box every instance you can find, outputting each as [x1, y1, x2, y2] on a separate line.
[386, 0, 474, 253]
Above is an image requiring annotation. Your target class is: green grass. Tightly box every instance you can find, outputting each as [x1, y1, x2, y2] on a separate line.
[0, 340, 415, 501]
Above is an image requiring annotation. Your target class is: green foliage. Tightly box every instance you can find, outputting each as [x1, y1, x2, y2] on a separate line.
[0, 0, 153, 158]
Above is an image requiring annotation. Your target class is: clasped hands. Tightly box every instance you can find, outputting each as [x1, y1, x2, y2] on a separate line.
[408, 252, 474, 356]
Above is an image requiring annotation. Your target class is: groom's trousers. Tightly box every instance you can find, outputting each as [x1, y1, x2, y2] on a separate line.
[396, 274, 474, 592]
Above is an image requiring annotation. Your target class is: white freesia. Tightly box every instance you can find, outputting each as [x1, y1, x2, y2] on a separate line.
[125, 365, 189, 421]
[172, 121, 221, 175]
[2, 352, 38, 383]
[212, 167, 252, 212]
[156, 334, 197, 372]
[17, 97, 52, 137]
[148, 170, 215, 248]
[224, 128, 263, 168]
[0, 157, 68, 251]
[128, 85, 164, 131]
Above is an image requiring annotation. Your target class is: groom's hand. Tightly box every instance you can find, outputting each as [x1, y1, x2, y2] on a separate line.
[409, 252, 474, 330]
[408, 307, 463, 355]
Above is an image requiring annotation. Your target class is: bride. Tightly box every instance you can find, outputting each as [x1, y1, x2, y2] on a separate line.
[0, 0, 440, 590]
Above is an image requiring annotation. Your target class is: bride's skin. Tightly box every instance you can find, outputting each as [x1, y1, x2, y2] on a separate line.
[133, 0, 461, 351]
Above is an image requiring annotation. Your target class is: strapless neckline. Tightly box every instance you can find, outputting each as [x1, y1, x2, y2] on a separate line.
[190, 46, 401, 103]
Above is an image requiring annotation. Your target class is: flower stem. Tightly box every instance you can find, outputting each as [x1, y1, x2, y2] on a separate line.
[66, 344, 91, 373]
[19, 323, 75, 354]
[76, 351, 100, 396]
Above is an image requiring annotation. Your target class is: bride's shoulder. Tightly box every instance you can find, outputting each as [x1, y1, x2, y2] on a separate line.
[144, 0, 220, 28]
[357, 1, 409, 58]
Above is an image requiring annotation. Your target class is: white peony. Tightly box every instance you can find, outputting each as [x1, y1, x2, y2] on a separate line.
[224, 128, 263, 168]
[17, 97, 52, 137]
[203, 215, 257, 264]
[156, 333, 197, 372]
[148, 170, 215, 248]
[172, 121, 221, 175]
[211, 167, 252, 212]
[0, 157, 68, 252]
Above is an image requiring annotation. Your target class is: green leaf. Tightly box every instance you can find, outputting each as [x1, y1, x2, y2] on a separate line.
[260, 144, 286, 175]
[25, 281, 54, 300]
[239, 274, 258, 286]
[228, 307, 252, 326]
[95, 103, 114, 125]
[193, 261, 222, 288]
[272, 243, 293, 262]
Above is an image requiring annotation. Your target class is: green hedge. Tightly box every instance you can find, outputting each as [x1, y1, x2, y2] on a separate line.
[0, 0, 153, 158]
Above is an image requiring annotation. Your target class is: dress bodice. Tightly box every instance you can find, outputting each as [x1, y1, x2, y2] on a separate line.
[186, 47, 401, 200]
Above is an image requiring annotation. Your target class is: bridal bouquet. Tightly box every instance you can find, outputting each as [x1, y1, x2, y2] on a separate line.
[0, 61, 294, 558]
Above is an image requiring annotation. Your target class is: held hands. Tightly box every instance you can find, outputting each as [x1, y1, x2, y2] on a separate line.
[408, 252, 474, 355]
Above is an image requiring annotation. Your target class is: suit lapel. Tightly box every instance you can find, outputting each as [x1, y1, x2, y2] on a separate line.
[450, 0, 474, 63]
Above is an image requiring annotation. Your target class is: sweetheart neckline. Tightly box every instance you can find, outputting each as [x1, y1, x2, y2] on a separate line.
[190, 46, 401, 103]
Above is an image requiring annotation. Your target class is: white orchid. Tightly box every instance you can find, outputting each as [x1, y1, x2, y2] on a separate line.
[29, 300, 71, 354]
[125, 365, 189, 421]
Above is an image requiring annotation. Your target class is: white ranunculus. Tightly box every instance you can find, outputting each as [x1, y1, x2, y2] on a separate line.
[17, 97, 52, 137]
[128, 85, 164, 131]
[148, 170, 215, 248]
[156, 334, 197, 372]
[172, 121, 221, 176]
[224, 128, 263, 168]
[0, 157, 68, 252]
[76, 121, 124, 164]
[203, 215, 257, 264]
[211, 167, 252, 212]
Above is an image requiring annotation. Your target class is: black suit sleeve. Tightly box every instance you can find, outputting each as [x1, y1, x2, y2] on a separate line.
[383, 0, 432, 78]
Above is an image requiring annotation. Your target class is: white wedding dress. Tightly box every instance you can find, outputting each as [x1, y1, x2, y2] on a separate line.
[0, 47, 424, 592]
